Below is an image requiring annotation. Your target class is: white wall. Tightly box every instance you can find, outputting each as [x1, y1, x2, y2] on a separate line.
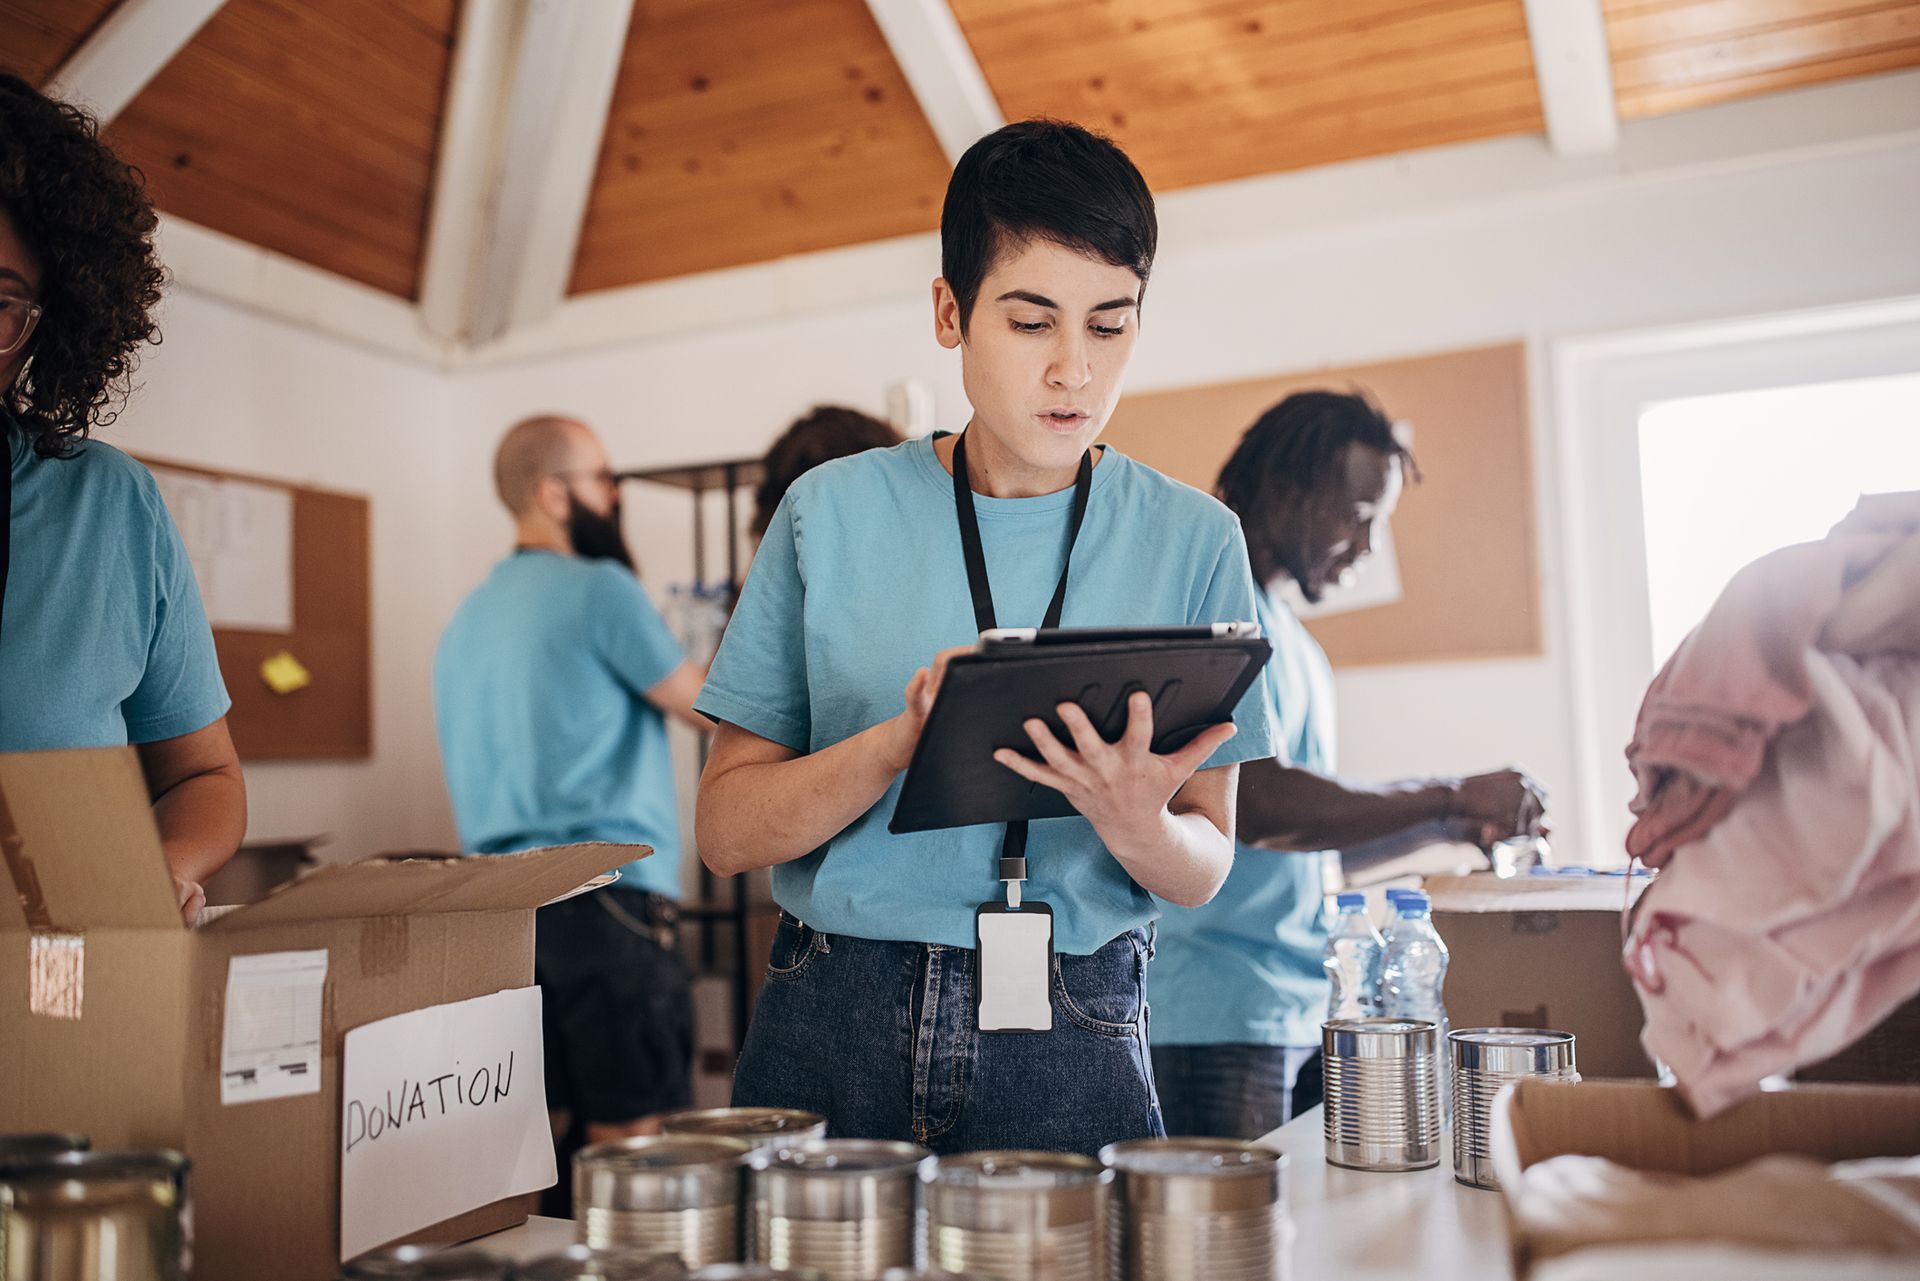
[110, 290, 464, 861]
[114, 103, 1920, 869]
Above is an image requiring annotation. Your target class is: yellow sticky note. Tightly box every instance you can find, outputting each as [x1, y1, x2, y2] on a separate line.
[261, 651, 312, 696]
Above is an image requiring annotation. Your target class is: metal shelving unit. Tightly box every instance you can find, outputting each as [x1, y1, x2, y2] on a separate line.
[618, 456, 767, 1052]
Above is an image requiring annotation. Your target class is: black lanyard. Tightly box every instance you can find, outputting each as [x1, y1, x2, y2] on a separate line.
[949, 429, 1093, 891]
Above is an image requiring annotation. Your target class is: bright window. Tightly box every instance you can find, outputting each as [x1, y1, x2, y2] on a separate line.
[1637, 373, 1920, 663]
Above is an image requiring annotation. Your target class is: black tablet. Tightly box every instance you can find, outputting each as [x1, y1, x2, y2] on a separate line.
[888, 623, 1272, 834]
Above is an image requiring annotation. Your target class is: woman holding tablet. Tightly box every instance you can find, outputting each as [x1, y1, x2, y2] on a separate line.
[693, 121, 1275, 1156]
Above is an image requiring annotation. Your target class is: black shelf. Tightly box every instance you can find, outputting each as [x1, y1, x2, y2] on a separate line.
[621, 456, 762, 1054]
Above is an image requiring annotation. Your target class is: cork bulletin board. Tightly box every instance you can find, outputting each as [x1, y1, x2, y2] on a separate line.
[139, 456, 372, 760]
[1101, 342, 1539, 667]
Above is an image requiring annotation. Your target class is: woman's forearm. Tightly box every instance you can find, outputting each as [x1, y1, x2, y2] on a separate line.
[1102, 805, 1236, 907]
[695, 721, 906, 875]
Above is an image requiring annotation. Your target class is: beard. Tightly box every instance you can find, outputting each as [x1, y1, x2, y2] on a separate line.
[567, 494, 637, 572]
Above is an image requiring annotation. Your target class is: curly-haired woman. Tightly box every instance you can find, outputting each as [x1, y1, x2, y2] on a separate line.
[1, 74, 243, 920]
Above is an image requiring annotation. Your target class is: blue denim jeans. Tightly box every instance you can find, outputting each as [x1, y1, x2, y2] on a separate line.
[1150, 1043, 1323, 1141]
[732, 913, 1165, 1156]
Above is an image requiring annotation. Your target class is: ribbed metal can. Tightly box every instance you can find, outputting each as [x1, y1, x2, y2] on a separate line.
[575, 1134, 752, 1267]
[1322, 1018, 1441, 1172]
[0, 1148, 192, 1281]
[748, 1140, 932, 1281]
[661, 1109, 829, 1154]
[922, 1150, 1106, 1281]
[338, 1244, 514, 1279]
[1099, 1139, 1288, 1281]
[1448, 1028, 1578, 1190]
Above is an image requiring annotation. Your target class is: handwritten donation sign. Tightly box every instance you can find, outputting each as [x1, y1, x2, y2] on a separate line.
[339, 986, 555, 1260]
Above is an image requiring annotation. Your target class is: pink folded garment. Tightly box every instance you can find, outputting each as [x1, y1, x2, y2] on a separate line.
[1626, 530, 1913, 868]
[1627, 651, 1920, 1116]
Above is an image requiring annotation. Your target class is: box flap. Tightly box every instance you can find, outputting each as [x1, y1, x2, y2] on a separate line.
[1428, 871, 1651, 915]
[203, 842, 641, 931]
[0, 747, 181, 931]
[1494, 1078, 1920, 1185]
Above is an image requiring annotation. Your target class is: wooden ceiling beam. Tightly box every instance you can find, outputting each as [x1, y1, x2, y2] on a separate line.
[1521, 0, 1619, 156]
[861, 0, 1004, 163]
[465, 0, 636, 345]
[45, 0, 230, 124]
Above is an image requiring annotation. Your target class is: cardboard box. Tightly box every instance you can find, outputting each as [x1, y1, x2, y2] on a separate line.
[202, 835, 322, 906]
[0, 746, 632, 1281]
[1491, 1077, 1920, 1277]
[1428, 873, 1657, 1079]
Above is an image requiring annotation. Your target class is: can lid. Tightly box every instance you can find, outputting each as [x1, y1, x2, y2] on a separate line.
[924, 1149, 1103, 1189]
[659, 1107, 825, 1139]
[749, 1138, 931, 1176]
[0, 1147, 188, 1184]
[1098, 1138, 1284, 1177]
[340, 1245, 515, 1280]
[578, 1134, 750, 1172]
[513, 1245, 681, 1281]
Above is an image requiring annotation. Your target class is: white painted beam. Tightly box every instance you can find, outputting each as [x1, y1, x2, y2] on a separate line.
[1522, 0, 1620, 157]
[862, 0, 1004, 164]
[45, 0, 229, 124]
[417, 0, 520, 343]
[467, 0, 635, 346]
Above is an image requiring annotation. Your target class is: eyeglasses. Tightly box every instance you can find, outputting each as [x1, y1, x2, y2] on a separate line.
[0, 295, 42, 357]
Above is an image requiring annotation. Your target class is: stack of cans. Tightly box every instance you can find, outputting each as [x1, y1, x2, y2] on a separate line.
[1448, 1028, 1578, 1190]
[1100, 1139, 1288, 1281]
[661, 1109, 828, 1154]
[1321, 1017, 1442, 1172]
[748, 1140, 932, 1281]
[922, 1151, 1106, 1281]
[574, 1135, 752, 1267]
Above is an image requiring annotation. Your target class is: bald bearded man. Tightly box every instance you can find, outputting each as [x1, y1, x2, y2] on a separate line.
[435, 416, 706, 1203]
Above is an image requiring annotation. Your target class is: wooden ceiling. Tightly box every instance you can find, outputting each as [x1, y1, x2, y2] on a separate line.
[1, 0, 1914, 309]
[570, 0, 953, 292]
[1606, 0, 1920, 118]
[948, 0, 1547, 192]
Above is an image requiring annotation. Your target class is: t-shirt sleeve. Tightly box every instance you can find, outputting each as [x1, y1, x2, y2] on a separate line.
[694, 494, 811, 751]
[121, 479, 232, 744]
[592, 565, 687, 695]
[1190, 519, 1279, 770]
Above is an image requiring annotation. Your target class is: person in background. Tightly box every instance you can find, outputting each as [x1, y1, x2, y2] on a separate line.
[433, 415, 707, 1211]
[693, 120, 1276, 1156]
[0, 74, 243, 922]
[750, 405, 902, 542]
[1149, 390, 1549, 1139]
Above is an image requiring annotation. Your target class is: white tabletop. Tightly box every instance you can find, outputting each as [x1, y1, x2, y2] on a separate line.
[473, 1107, 1515, 1278]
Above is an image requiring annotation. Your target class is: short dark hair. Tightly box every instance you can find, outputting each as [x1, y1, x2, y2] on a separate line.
[752, 404, 902, 536]
[1215, 389, 1420, 519]
[940, 118, 1156, 335]
[0, 74, 166, 459]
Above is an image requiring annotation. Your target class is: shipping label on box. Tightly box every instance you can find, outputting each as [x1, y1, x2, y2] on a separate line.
[339, 986, 556, 1261]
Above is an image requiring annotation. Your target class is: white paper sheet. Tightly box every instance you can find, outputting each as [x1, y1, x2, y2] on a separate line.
[221, 949, 328, 1104]
[338, 986, 554, 1261]
[1283, 518, 1405, 620]
[152, 468, 294, 632]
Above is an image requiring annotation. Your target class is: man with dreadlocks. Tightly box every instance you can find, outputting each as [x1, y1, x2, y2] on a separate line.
[1147, 389, 1549, 1139]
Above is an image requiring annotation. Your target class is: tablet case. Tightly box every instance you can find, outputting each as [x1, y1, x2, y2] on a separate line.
[888, 633, 1271, 834]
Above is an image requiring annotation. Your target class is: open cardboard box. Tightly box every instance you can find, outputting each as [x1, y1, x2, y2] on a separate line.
[0, 746, 634, 1280]
[1490, 1077, 1920, 1277]
[1428, 873, 1658, 1079]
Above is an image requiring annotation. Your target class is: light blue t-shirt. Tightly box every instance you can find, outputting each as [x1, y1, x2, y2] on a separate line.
[693, 435, 1277, 956]
[2, 424, 230, 751]
[1151, 587, 1337, 1047]
[434, 551, 687, 897]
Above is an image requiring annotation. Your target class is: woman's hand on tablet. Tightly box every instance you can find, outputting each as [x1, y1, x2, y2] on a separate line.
[994, 691, 1239, 902]
[879, 646, 974, 772]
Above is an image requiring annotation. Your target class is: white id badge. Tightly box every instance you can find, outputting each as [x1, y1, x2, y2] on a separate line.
[976, 902, 1054, 1032]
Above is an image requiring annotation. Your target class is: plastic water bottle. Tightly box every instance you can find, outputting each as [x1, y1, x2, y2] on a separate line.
[1379, 890, 1451, 1122]
[1323, 892, 1384, 1021]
